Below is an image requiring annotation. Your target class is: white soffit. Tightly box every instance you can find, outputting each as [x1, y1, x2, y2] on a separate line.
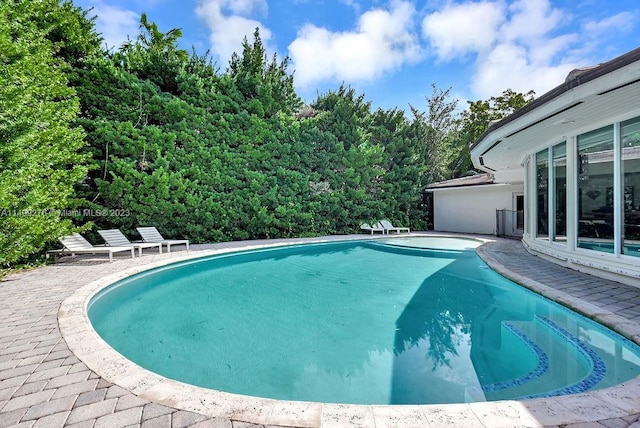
[472, 59, 640, 172]
[427, 183, 513, 192]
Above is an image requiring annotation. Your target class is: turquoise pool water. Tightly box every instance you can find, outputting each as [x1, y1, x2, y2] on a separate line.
[88, 238, 640, 405]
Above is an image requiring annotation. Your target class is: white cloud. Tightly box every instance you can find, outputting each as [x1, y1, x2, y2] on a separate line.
[500, 0, 564, 43]
[471, 43, 577, 98]
[88, 2, 139, 51]
[339, 0, 361, 13]
[227, 0, 268, 16]
[584, 11, 637, 35]
[527, 33, 578, 65]
[469, 0, 580, 98]
[422, 0, 589, 99]
[288, 0, 422, 87]
[195, 0, 272, 66]
[422, 1, 505, 60]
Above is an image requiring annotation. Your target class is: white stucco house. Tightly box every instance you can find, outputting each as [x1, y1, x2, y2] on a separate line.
[469, 47, 640, 286]
[425, 173, 523, 236]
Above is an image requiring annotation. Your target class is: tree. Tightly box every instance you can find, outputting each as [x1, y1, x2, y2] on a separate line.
[452, 89, 536, 177]
[370, 108, 423, 226]
[136, 13, 188, 61]
[312, 85, 372, 151]
[412, 85, 461, 183]
[228, 28, 301, 117]
[0, 0, 90, 266]
[118, 13, 189, 94]
[35, 0, 103, 68]
[71, 12, 488, 243]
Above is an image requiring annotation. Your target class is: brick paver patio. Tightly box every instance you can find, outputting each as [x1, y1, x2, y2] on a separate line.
[1, 235, 640, 427]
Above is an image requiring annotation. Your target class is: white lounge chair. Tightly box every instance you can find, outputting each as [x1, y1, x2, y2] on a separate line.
[98, 229, 162, 256]
[46, 233, 135, 262]
[380, 219, 410, 234]
[360, 222, 385, 235]
[136, 227, 189, 253]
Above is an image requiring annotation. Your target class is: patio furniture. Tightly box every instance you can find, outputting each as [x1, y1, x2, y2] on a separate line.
[380, 219, 410, 234]
[98, 229, 162, 256]
[360, 222, 385, 235]
[136, 226, 189, 252]
[46, 233, 135, 262]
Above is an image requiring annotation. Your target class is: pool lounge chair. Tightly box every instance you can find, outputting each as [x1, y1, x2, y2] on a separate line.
[380, 219, 410, 234]
[360, 222, 385, 235]
[46, 233, 135, 262]
[98, 229, 162, 256]
[136, 227, 189, 253]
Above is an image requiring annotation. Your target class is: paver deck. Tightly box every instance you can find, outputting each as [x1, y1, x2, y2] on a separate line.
[1, 234, 640, 427]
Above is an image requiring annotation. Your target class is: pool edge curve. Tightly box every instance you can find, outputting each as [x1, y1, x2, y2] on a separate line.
[58, 234, 640, 427]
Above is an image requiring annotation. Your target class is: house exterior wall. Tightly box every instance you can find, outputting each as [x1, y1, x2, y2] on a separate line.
[468, 50, 640, 286]
[519, 115, 640, 286]
[432, 184, 523, 234]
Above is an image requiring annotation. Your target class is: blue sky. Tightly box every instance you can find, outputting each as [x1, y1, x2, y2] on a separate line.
[73, 0, 640, 111]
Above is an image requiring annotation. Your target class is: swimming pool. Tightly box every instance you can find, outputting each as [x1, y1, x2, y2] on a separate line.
[88, 237, 640, 405]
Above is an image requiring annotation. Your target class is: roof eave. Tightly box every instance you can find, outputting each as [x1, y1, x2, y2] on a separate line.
[471, 47, 640, 151]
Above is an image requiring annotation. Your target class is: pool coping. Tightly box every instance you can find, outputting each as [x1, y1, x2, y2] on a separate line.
[58, 234, 640, 427]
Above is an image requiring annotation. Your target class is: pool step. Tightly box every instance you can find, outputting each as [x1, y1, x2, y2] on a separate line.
[523, 316, 606, 398]
[467, 316, 604, 401]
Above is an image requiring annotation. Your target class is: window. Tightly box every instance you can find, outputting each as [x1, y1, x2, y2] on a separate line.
[553, 142, 567, 243]
[621, 117, 640, 257]
[530, 116, 640, 260]
[577, 125, 614, 253]
[516, 194, 524, 230]
[525, 159, 531, 235]
[536, 149, 549, 238]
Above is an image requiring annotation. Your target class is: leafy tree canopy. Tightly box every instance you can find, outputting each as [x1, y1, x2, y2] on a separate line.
[229, 28, 302, 118]
[0, 0, 96, 266]
[0, 5, 538, 267]
[451, 89, 536, 177]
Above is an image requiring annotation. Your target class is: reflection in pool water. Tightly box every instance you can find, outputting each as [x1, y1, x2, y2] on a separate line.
[89, 238, 640, 404]
[578, 240, 640, 257]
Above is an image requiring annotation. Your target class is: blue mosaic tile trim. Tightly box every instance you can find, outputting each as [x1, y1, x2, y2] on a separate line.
[523, 316, 607, 399]
[481, 322, 549, 393]
[552, 304, 640, 354]
[507, 283, 640, 355]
